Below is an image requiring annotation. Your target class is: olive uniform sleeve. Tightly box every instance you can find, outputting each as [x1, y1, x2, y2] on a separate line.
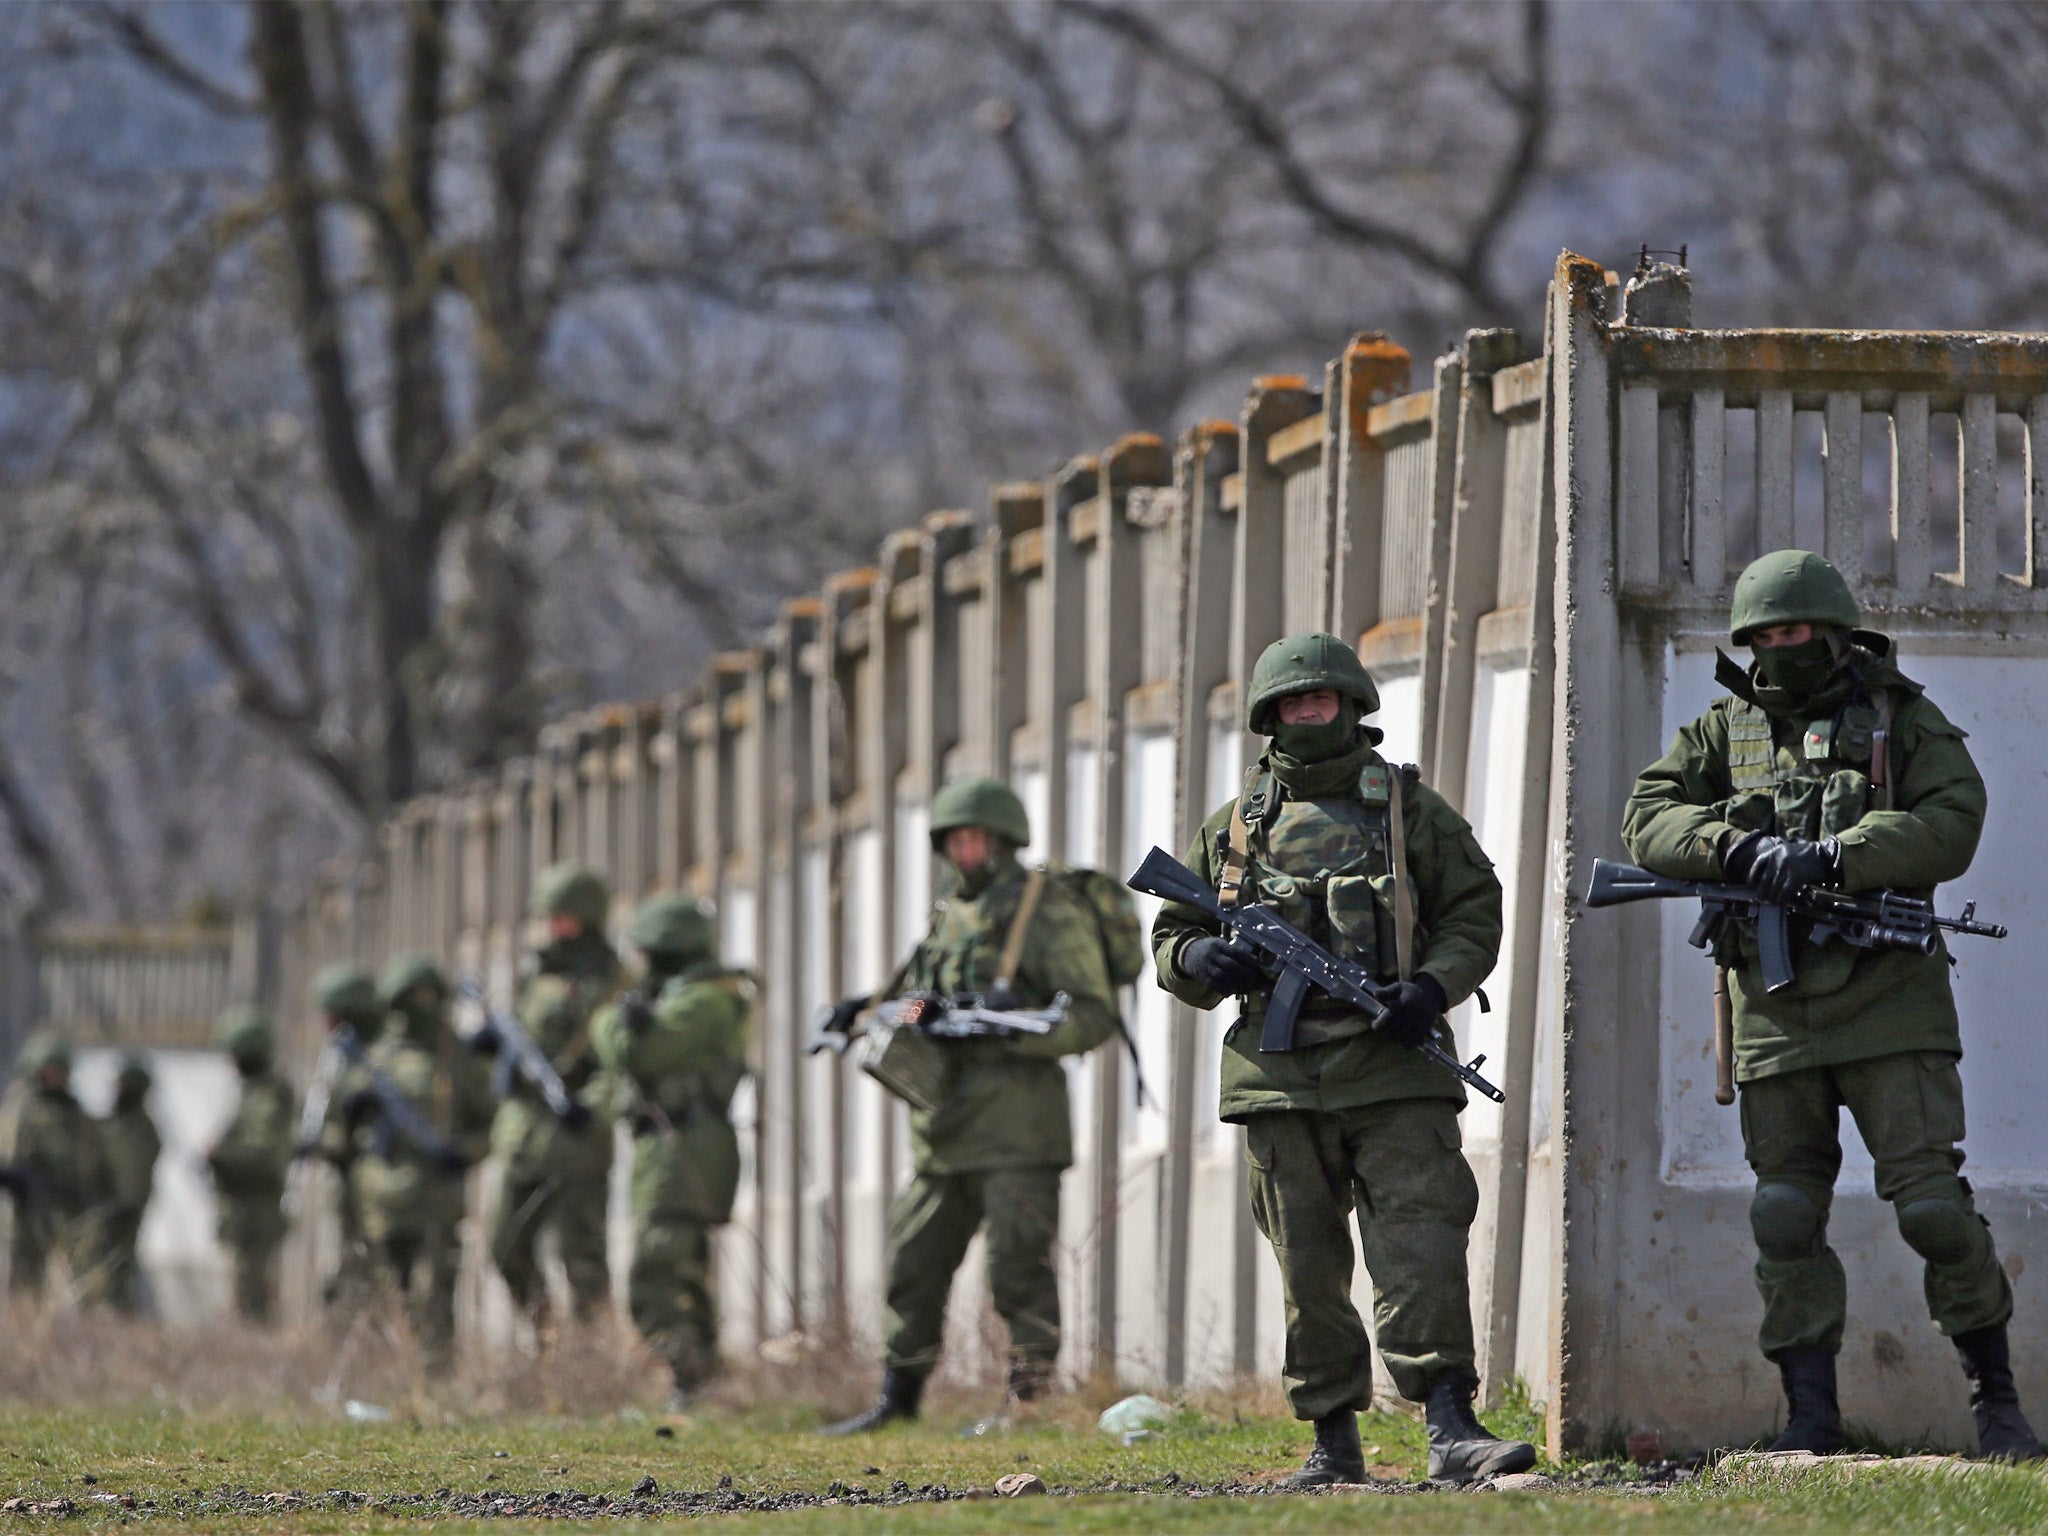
[1622, 705, 1740, 879]
[317, 1060, 369, 1167]
[1832, 697, 1984, 891]
[1149, 806, 1233, 1010]
[1003, 885, 1121, 1061]
[450, 1045, 498, 1166]
[1405, 782, 1504, 1006]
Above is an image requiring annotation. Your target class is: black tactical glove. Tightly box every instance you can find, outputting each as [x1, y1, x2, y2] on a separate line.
[1180, 935, 1264, 995]
[468, 1022, 502, 1058]
[824, 993, 872, 1036]
[618, 992, 655, 1037]
[1725, 830, 1840, 903]
[1373, 974, 1447, 1050]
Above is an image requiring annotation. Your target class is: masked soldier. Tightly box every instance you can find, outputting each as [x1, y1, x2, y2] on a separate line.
[1152, 633, 1530, 1487]
[308, 963, 383, 1316]
[328, 954, 494, 1362]
[1622, 549, 2039, 1460]
[489, 864, 623, 1328]
[592, 894, 752, 1410]
[88, 1055, 161, 1314]
[206, 1007, 297, 1323]
[823, 777, 1119, 1436]
[0, 1031, 99, 1297]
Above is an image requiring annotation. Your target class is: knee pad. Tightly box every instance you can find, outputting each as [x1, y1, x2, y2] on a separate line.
[1895, 1198, 1985, 1268]
[1750, 1182, 1826, 1262]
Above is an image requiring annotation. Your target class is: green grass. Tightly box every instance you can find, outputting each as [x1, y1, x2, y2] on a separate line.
[2, 1401, 2046, 1533]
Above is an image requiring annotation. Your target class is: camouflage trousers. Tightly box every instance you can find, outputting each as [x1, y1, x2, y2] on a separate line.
[1244, 1098, 1479, 1416]
[219, 1200, 287, 1324]
[883, 1167, 1062, 1376]
[629, 1218, 718, 1390]
[88, 1206, 149, 1315]
[490, 1166, 612, 1321]
[1741, 1050, 2012, 1358]
[8, 1205, 87, 1297]
[370, 1223, 463, 1363]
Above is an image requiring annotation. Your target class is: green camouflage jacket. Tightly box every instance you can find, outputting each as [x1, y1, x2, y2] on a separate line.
[1622, 642, 1984, 1080]
[491, 935, 622, 1181]
[97, 1105, 161, 1215]
[0, 1082, 99, 1216]
[1152, 740, 1503, 1121]
[593, 964, 752, 1224]
[209, 1072, 297, 1204]
[333, 1013, 495, 1242]
[893, 853, 1119, 1174]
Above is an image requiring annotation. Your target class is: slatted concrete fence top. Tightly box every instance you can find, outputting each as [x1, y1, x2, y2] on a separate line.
[279, 252, 2048, 1454]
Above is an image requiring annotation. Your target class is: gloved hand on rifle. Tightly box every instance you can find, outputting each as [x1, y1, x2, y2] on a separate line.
[1724, 830, 1841, 903]
[1373, 974, 1447, 1050]
[1179, 935, 1264, 995]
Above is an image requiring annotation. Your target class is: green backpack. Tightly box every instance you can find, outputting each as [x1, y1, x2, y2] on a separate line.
[1055, 866, 1147, 988]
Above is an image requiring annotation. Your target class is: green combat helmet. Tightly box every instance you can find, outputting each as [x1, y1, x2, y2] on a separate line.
[16, 1029, 71, 1078]
[1730, 549, 1859, 645]
[928, 777, 1032, 852]
[533, 863, 610, 931]
[311, 962, 379, 1024]
[214, 1006, 275, 1070]
[378, 952, 448, 1010]
[630, 893, 715, 965]
[116, 1055, 153, 1097]
[1247, 632, 1381, 734]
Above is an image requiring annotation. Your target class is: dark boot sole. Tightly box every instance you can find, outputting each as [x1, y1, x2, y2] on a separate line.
[1430, 1440, 1538, 1484]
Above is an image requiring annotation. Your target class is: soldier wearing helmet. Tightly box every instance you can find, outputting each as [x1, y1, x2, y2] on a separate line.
[487, 864, 624, 1331]
[84, 1054, 162, 1314]
[592, 893, 752, 1410]
[0, 1030, 99, 1297]
[1152, 632, 1525, 1487]
[1624, 549, 2039, 1461]
[323, 954, 493, 1362]
[822, 776, 1119, 1436]
[205, 1007, 297, 1323]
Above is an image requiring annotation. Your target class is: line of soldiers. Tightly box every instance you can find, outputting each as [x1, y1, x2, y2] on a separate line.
[0, 866, 753, 1412]
[0, 1034, 162, 1313]
[819, 550, 2038, 1479]
[300, 867, 753, 1401]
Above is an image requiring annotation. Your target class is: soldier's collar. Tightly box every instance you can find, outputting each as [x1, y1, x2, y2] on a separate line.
[1264, 736, 1378, 798]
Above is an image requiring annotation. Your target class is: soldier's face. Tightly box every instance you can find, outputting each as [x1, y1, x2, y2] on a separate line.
[547, 913, 584, 943]
[943, 826, 993, 873]
[1276, 689, 1341, 726]
[37, 1065, 66, 1091]
[1751, 622, 1814, 649]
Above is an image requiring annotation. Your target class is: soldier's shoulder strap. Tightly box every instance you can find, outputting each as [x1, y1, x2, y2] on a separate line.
[1219, 763, 1275, 909]
[994, 866, 1050, 992]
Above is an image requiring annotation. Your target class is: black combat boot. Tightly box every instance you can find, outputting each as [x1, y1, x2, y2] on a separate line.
[1275, 1409, 1367, 1490]
[819, 1367, 925, 1436]
[1425, 1374, 1538, 1483]
[1765, 1347, 1844, 1454]
[1954, 1325, 2046, 1461]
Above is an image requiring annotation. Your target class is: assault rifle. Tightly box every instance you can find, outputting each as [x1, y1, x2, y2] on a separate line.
[331, 1025, 464, 1171]
[807, 992, 1066, 1055]
[1127, 846, 1505, 1104]
[1583, 859, 2007, 995]
[454, 974, 591, 1130]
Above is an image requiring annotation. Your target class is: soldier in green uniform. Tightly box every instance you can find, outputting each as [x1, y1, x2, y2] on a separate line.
[488, 865, 623, 1328]
[308, 963, 383, 1316]
[1152, 633, 1532, 1487]
[823, 777, 1120, 1436]
[206, 1008, 297, 1324]
[0, 1031, 99, 1297]
[592, 894, 752, 1409]
[327, 955, 494, 1362]
[88, 1055, 161, 1314]
[1622, 549, 2041, 1461]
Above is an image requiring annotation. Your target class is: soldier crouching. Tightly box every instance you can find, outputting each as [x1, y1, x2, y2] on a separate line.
[1152, 632, 1533, 1487]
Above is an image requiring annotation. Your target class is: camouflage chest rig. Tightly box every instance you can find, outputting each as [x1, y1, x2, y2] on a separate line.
[1216, 756, 1419, 1045]
[1719, 676, 1898, 997]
